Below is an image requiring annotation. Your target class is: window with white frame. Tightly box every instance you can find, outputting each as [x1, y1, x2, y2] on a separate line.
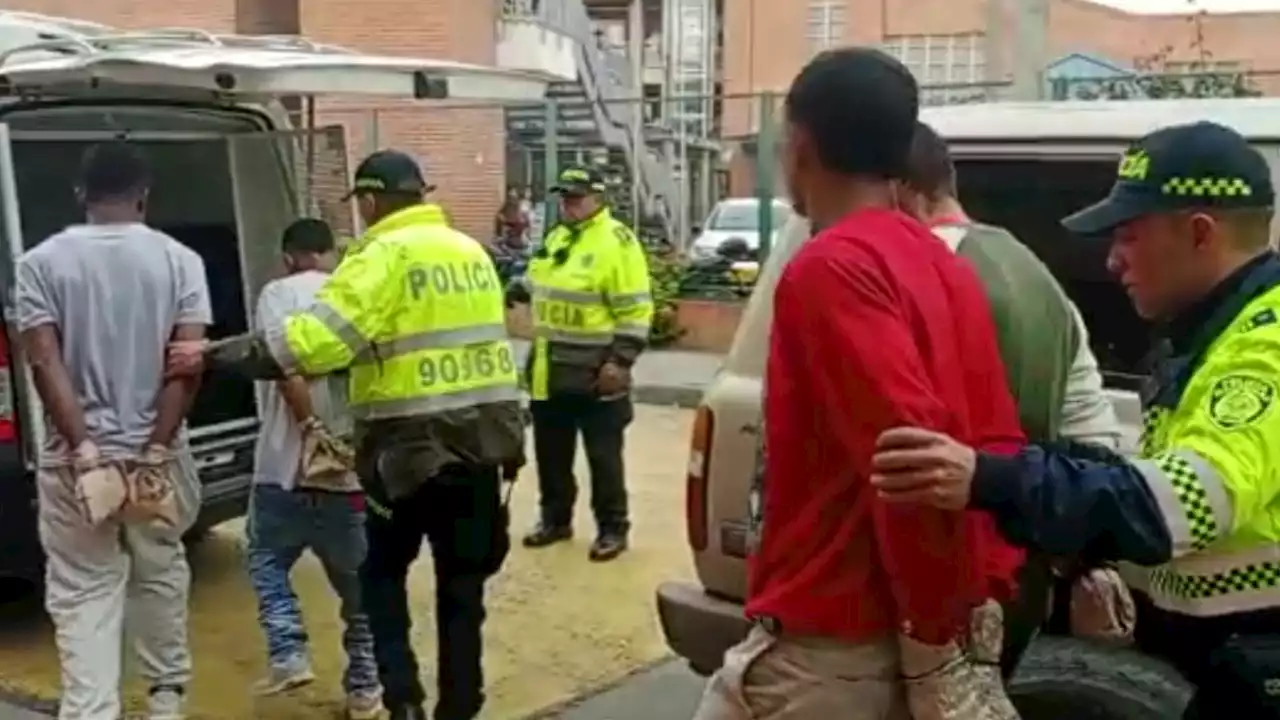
[882, 33, 987, 104]
[807, 0, 846, 54]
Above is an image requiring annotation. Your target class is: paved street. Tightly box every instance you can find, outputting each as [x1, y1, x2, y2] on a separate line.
[0, 663, 708, 719]
[0, 347, 724, 720]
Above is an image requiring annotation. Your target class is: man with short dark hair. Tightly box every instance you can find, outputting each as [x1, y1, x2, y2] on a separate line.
[16, 142, 210, 720]
[244, 218, 380, 717]
[193, 149, 525, 720]
[898, 120, 1125, 673]
[693, 48, 1023, 719]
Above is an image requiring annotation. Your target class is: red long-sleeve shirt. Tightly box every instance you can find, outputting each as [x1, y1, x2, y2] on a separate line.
[745, 208, 1025, 646]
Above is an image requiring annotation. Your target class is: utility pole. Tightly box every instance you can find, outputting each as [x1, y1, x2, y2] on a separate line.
[1010, 0, 1050, 101]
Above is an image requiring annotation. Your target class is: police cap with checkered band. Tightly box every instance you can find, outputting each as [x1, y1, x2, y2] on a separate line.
[1062, 121, 1276, 237]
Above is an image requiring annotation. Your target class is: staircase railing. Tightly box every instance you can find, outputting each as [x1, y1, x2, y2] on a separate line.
[500, 0, 678, 240]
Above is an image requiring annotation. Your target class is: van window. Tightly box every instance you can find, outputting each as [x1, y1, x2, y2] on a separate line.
[955, 158, 1152, 389]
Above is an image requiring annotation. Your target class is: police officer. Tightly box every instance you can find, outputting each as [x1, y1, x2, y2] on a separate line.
[510, 166, 653, 562]
[202, 150, 525, 720]
[869, 121, 1280, 717]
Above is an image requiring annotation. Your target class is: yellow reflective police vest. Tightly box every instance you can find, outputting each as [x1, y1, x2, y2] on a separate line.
[265, 204, 521, 420]
[1129, 282, 1280, 617]
[526, 208, 653, 400]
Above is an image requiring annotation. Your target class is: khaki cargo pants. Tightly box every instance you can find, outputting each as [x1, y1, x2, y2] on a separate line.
[38, 450, 200, 720]
[693, 625, 911, 720]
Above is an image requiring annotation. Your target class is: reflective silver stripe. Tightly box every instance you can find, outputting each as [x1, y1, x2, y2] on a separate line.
[607, 291, 652, 307]
[349, 383, 522, 420]
[352, 323, 510, 364]
[614, 323, 650, 340]
[534, 326, 613, 345]
[311, 302, 367, 356]
[533, 286, 602, 304]
[1128, 544, 1280, 616]
[1131, 448, 1234, 557]
[264, 323, 298, 373]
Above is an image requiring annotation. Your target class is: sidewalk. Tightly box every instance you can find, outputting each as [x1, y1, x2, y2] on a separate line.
[510, 340, 722, 408]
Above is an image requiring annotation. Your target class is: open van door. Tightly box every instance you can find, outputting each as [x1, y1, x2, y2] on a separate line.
[0, 32, 551, 103]
[228, 125, 352, 310]
[0, 123, 42, 466]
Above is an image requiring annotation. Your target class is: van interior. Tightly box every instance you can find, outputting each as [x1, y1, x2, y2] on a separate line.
[2, 103, 269, 429]
[956, 157, 1153, 391]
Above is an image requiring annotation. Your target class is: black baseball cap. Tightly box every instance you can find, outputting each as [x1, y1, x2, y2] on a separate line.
[1062, 121, 1275, 237]
[550, 165, 607, 196]
[343, 149, 434, 200]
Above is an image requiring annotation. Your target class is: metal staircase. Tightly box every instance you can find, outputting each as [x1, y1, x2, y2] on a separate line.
[501, 0, 678, 239]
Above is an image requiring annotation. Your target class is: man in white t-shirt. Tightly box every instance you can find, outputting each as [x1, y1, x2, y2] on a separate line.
[245, 219, 380, 718]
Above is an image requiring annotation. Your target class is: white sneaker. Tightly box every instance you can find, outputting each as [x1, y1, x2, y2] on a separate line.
[148, 686, 186, 720]
[346, 689, 382, 720]
[252, 663, 316, 696]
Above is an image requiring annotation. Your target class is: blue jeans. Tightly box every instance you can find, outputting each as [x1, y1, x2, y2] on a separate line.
[246, 484, 378, 694]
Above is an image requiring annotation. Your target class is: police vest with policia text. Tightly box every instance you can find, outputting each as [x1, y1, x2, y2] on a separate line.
[273, 204, 522, 422]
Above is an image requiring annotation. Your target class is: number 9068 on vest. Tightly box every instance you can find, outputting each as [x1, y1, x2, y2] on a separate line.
[418, 344, 517, 387]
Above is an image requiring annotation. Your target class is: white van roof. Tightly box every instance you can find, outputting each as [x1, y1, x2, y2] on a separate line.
[921, 98, 1280, 143]
[0, 12, 549, 101]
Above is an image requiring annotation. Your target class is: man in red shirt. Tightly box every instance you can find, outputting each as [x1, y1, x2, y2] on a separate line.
[692, 48, 1025, 720]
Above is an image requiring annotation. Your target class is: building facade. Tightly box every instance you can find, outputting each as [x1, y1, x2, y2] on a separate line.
[719, 0, 1280, 194]
[725, 0, 1280, 127]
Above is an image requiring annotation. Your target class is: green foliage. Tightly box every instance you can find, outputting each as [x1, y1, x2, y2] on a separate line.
[1067, 3, 1260, 101]
[646, 247, 688, 348]
[1072, 67, 1260, 101]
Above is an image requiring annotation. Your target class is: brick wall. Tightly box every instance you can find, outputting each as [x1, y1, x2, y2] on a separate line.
[299, 0, 506, 240]
[723, 0, 1280, 195]
[6, 0, 507, 240]
[2, 0, 237, 32]
[726, 0, 1280, 100]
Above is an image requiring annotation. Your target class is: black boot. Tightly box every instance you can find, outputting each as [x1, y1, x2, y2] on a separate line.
[522, 523, 573, 548]
[389, 705, 427, 720]
[588, 532, 628, 562]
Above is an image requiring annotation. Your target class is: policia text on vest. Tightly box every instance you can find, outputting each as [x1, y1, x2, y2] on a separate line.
[204, 161, 526, 718]
[510, 166, 654, 562]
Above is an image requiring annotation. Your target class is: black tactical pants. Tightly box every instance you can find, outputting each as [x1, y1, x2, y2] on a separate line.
[359, 463, 510, 720]
[530, 394, 633, 534]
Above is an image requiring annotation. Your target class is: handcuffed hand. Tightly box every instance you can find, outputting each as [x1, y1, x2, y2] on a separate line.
[871, 427, 977, 511]
[70, 440, 128, 527]
[122, 443, 179, 527]
[899, 632, 1018, 720]
[1069, 566, 1137, 646]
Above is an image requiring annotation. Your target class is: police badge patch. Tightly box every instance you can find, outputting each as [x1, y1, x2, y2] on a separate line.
[1208, 374, 1277, 430]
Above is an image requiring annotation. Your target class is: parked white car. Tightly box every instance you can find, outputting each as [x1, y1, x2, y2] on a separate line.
[689, 197, 792, 259]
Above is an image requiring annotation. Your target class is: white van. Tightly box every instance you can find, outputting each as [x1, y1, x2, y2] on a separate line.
[655, 97, 1280, 718]
[0, 12, 549, 580]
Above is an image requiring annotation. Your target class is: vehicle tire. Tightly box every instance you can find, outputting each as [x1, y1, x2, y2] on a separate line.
[1008, 635, 1194, 720]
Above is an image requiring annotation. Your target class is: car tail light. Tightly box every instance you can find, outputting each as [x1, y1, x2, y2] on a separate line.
[0, 331, 17, 442]
[686, 405, 714, 552]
